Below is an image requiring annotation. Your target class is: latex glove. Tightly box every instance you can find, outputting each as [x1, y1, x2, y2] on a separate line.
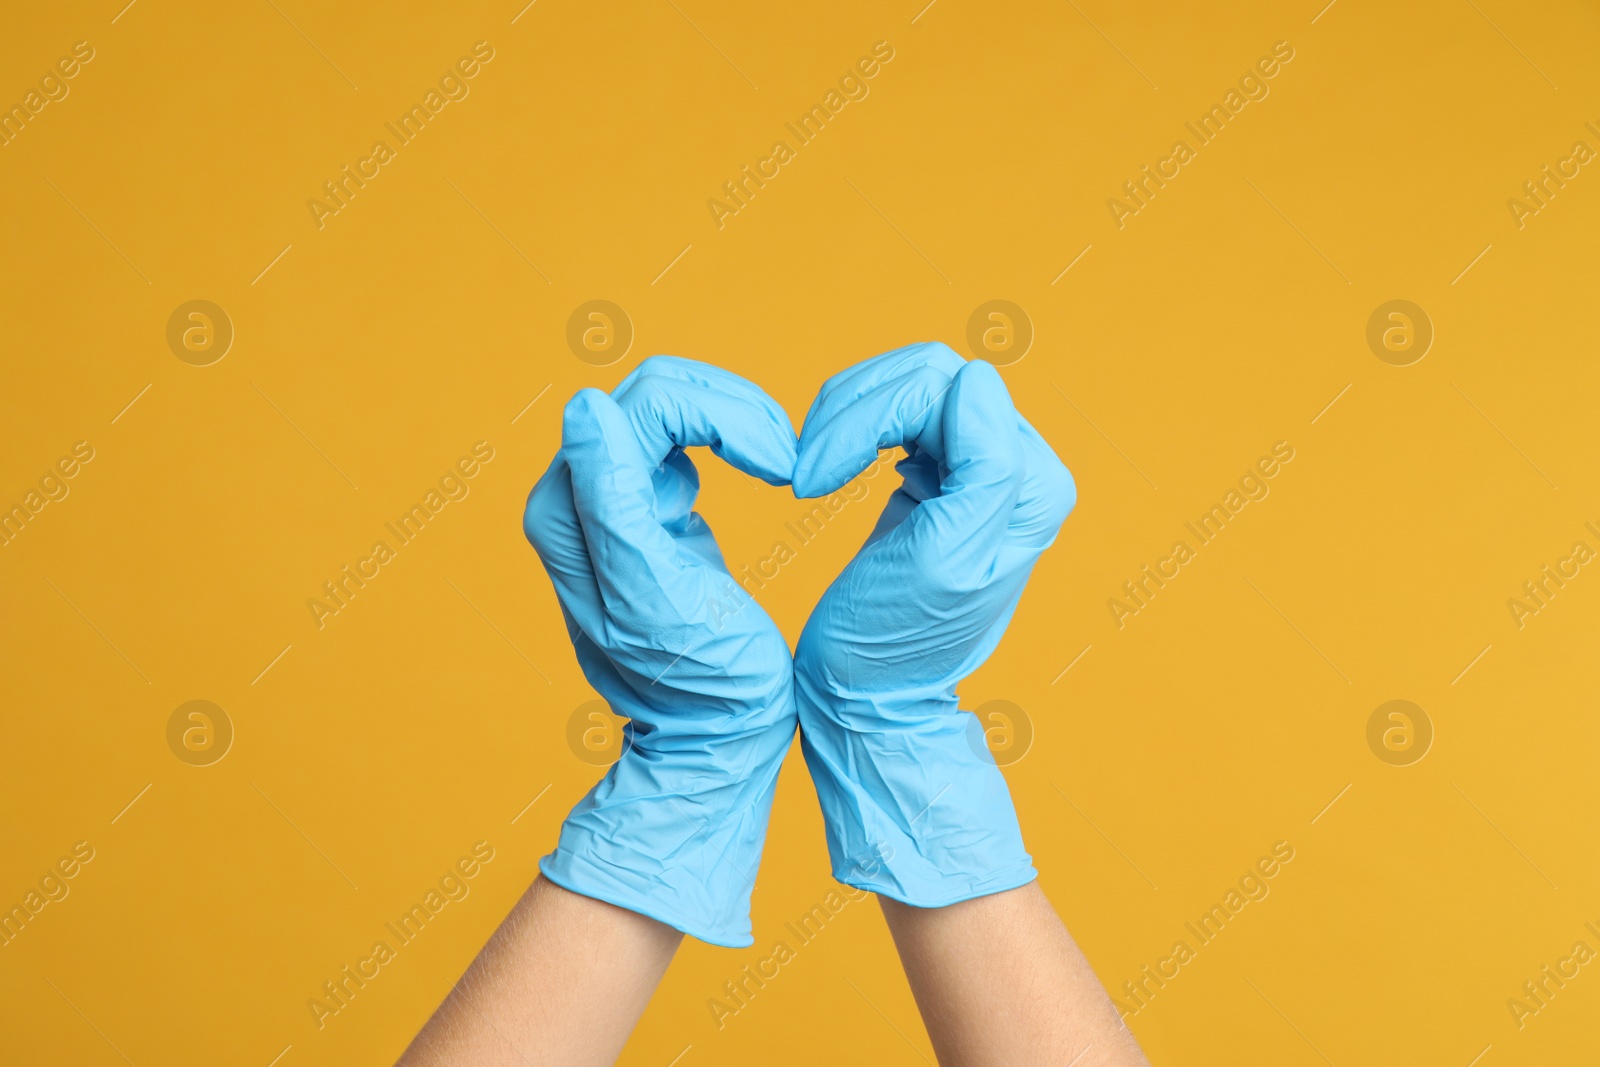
[790, 342, 1076, 906]
[522, 356, 798, 947]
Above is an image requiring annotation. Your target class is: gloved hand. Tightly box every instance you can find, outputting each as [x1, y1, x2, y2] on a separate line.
[791, 342, 1076, 906]
[522, 356, 799, 947]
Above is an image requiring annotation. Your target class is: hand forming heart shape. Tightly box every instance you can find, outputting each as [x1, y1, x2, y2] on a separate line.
[522, 342, 1076, 946]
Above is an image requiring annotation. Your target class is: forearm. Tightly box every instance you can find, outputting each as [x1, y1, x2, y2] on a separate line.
[878, 882, 1150, 1067]
[397, 876, 682, 1067]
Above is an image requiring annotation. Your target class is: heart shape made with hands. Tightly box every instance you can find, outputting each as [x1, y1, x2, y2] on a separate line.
[524, 341, 1077, 700]
[520, 341, 1077, 942]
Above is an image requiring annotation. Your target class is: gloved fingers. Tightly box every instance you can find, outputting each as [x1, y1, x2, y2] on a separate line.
[863, 481, 920, 547]
[534, 464, 784, 726]
[1011, 422, 1078, 547]
[613, 354, 768, 407]
[893, 360, 1025, 577]
[612, 356, 797, 486]
[835, 371, 1074, 554]
[792, 363, 954, 497]
[801, 341, 965, 434]
[860, 451, 939, 547]
[561, 388, 704, 627]
[567, 621, 641, 724]
[803, 342, 1071, 522]
[569, 605, 754, 730]
[524, 456, 708, 651]
[523, 455, 607, 634]
[648, 448, 702, 536]
[524, 453, 580, 569]
[795, 369, 1030, 695]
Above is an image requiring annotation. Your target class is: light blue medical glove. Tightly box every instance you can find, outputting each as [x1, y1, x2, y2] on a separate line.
[790, 342, 1076, 906]
[522, 356, 799, 947]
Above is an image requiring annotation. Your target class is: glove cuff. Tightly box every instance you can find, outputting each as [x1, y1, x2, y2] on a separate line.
[800, 710, 1036, 908]
[541, 717, 796, 948]
[540, 850, 755, 948]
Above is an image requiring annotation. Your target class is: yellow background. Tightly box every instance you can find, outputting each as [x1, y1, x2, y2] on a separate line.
[2, 1, 1597, 1064]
